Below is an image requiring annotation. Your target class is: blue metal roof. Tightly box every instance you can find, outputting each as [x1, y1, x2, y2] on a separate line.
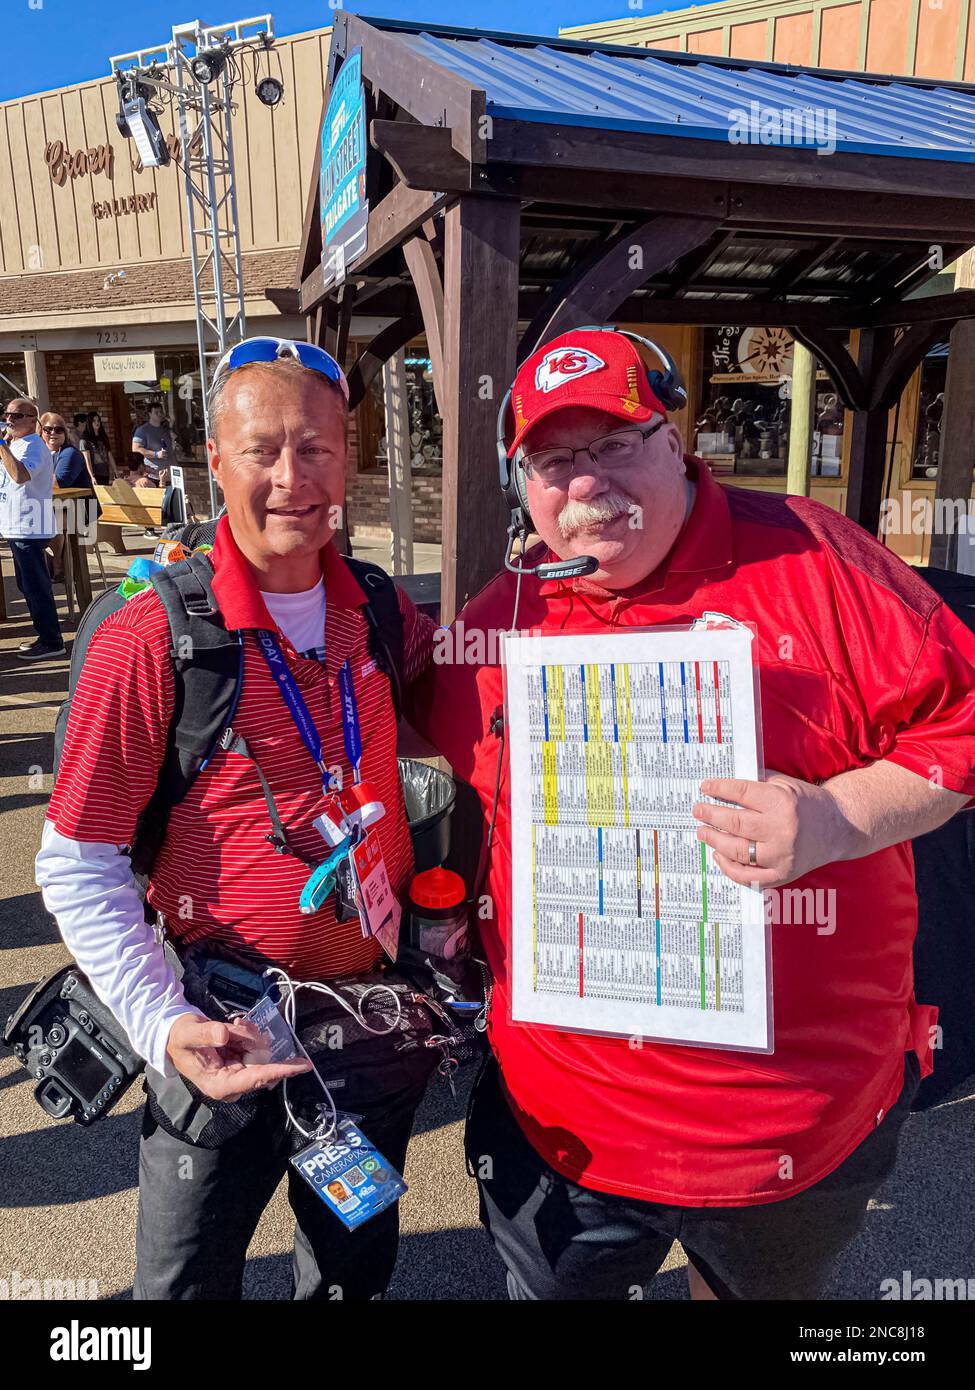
[391, 28, 975, 164]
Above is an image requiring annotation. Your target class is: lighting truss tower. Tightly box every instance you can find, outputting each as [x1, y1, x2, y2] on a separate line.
[111, 16, 275, 516]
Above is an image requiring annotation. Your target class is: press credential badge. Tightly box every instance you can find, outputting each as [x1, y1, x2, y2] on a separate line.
[291, 1113, 409, 1229]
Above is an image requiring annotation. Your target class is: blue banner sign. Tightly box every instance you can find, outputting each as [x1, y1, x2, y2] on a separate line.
[320, 48, 368, 287]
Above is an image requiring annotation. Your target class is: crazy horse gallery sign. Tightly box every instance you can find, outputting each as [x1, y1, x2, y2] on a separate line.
[43, 129, 198, 222]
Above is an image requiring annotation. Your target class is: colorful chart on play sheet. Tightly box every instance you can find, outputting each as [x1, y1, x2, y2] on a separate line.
[504, 626, 771, 1052]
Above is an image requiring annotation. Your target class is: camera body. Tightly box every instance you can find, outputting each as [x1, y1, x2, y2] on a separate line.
[3, 966, 144, 1125]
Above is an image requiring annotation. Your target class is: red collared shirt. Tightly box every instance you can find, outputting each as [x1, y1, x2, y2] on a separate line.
[48, 519, 433, 978]
[408, 458, 975, 1206]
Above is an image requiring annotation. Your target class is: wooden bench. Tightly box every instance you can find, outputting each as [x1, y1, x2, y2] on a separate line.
[94, 482, 169, 552]
[94, 481, 168, 528]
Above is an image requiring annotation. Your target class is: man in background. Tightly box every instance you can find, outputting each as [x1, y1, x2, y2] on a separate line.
[131, 401, 173, 485]
[1, 397, 65, 661]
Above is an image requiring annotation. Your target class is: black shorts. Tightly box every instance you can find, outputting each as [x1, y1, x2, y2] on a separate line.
[465, 1051, 920, 1301]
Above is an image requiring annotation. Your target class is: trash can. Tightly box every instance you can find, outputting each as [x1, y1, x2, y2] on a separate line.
[399, 758, 456, 871]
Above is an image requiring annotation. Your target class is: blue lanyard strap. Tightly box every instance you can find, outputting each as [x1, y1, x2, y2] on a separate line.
[255, 631, 361, 787]
[337, 656, 362, 783]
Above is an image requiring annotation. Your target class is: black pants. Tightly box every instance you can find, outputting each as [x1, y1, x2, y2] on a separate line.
[8, 537, 62, 647]
[134, 1068, 425, 1301]
[466, 1052, 920, 1301]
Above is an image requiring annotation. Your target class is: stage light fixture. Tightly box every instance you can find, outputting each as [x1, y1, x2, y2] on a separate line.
[190, 50, 227, 84]
[122, 94, 171, 169]
[255, 75, 283, 108]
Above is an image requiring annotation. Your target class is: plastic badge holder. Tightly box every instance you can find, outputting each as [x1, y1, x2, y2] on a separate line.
[239, 990, 302, 1063]
[291, 1113, 408, 1229]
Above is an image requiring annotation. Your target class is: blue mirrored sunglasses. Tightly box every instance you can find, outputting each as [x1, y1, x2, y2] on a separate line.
[212, 337, 349, 401]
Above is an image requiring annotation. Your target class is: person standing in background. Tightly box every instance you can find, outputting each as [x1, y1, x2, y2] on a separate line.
[40, 412, 93, 584]
[131, 401, 173, 484]
[81, 410, 117, 483]
[1, 398, 65, 661]
[69, 412, 88, 449]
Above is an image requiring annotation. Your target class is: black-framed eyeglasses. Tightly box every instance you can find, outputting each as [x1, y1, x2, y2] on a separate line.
[522, 420, 665, 486]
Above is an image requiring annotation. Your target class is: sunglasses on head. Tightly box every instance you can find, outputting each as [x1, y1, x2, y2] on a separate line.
[212, 337, 349, 401]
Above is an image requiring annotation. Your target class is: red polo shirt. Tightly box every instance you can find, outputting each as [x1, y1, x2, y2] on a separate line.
[48, 519, 432, 979]
[408, 459, 975, 1206]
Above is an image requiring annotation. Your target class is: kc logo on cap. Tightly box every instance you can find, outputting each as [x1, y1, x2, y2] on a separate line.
[535, 346, 607, 393]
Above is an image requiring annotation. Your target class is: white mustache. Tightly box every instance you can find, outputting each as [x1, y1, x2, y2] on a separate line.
[557, 489, 633, 539]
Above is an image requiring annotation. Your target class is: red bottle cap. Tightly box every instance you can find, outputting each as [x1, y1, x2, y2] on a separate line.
[409, 867, 466, 911]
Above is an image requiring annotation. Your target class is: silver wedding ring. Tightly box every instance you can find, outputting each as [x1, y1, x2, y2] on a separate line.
[748, 841, 758, 867]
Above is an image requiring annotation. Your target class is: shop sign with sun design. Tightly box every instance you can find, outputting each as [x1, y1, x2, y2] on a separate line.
[737, 327, 795, 379]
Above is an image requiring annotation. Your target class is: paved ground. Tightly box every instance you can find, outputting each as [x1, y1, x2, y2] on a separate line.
[1, 532, 973, 1300]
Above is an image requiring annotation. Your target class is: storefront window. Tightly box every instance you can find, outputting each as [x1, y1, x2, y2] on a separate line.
[369, 350, 442, 474]
[695, 327, 846, 478]
[0, 354, 29, 400]
[911, 345, 946, 481]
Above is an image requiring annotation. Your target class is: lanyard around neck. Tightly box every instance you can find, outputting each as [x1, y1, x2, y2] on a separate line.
[255, 630, 362, 787]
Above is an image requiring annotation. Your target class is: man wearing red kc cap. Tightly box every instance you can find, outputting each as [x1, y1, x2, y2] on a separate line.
[406, 324, 975, 1300]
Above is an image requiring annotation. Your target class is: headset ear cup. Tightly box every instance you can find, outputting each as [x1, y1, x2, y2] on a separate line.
[647, 368, 686, 413]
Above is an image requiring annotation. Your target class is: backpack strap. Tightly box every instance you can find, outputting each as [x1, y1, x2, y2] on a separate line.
[129, 553, 243, 877]
[343, 556, 405, 721]
[168, 518, 406, 718]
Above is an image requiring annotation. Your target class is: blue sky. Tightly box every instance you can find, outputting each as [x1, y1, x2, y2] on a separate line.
[1, 0, 694, 103]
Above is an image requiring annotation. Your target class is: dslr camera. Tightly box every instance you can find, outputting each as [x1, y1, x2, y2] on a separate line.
[3, 965, 143, 1125]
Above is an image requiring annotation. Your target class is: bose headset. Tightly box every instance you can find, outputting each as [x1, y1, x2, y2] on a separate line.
[496, 325, 688, 582]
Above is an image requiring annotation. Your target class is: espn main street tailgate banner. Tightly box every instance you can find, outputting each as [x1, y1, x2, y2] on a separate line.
[320, 48, 368, 289]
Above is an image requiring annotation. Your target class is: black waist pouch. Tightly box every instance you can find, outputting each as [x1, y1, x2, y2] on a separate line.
[145, 940, 450, 1151]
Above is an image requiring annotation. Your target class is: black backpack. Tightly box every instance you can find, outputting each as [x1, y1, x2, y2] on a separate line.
[53, 518, 405, 878]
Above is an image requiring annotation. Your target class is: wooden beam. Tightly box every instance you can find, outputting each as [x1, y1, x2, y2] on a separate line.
[845, 329, 895, 535]
[346, 315, 423, 410]
[522, 215, 721, 355]
[299, 184, 448, 313]
[489, 120, 975, 203]
[870, 322, 952, 410]
[402, 233, 446, 414]
[519, 292, 853, 331]
[370, 120, 471, 190]
[324, 284, 356, 365]
[488, 159, 975, 237]
[931, 317, 975, 568]
[871, 289, 975, 327]
[440, 197, 520, 623]
[790, 327, 867, 411]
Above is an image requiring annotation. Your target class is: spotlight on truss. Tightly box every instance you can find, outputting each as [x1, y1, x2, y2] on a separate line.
[120, 91, 171, 169]
[255, 74, 283, 107]
[190, 49, 228, 83]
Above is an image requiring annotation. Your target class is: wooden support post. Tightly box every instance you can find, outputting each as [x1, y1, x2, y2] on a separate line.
[441, 197, 520, 623]
[24, 350, 48, 410]
[382, 349, 415, 576]
[930, 317, 975, 570]
[786, 341, 815, 498]
[845, 328, 893, 535]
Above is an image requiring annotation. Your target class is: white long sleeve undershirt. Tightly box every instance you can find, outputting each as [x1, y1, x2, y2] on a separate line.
[34, 586, 326, 1076]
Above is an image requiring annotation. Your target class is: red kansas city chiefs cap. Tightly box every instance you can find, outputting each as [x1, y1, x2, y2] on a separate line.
[507, 329, 668, 458]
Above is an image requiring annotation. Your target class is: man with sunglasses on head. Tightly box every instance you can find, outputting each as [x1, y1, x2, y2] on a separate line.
[36, 339, 439, 1301]
[404, 326, 975, 1301]
[1, 397, 66, 660]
